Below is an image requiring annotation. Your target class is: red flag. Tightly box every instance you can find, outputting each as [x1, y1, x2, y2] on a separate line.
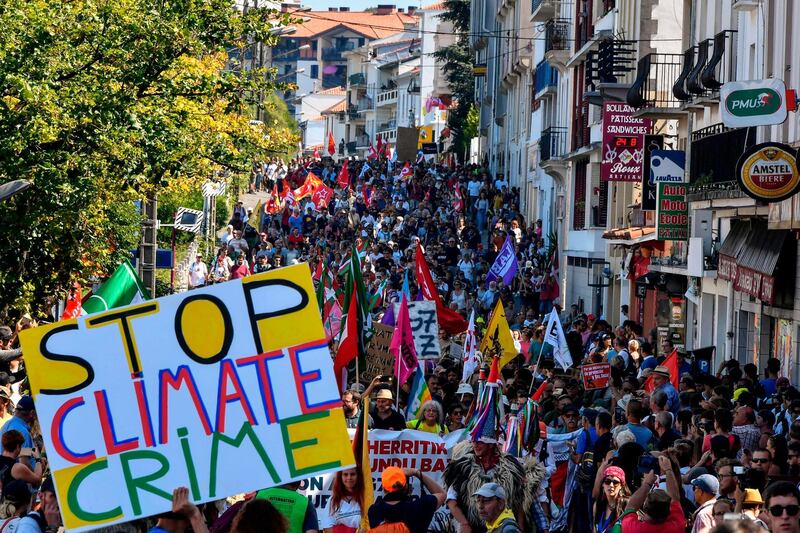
[311, 184, 335, 210]
[328, 130, 336, 156]
[376, 135, 384, 158]
[61, 283, 83, 320]
[265, 183, 281, 215]
[390, 295, 417, 384]
[531, 379, 548, 401]
[367, 142, 378, 160]
[644, 349, 680, 393]
[337, 160, 350, 189]
[414, 246, 468, 334]
[293, 172, 324, 200]
[400, 161, 413, 180]
[334, 278, 359, 391]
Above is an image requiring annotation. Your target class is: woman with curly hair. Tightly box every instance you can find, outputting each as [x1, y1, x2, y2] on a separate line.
[406, 400, 447, 435]
[322, 467, 366, 533]
[592, 464, 631, 533]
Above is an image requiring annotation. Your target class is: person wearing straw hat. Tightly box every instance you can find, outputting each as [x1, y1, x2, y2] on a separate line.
[651, 365, 680, 416]
[370, 388, 406, 431]
[739, 488, 769, 530]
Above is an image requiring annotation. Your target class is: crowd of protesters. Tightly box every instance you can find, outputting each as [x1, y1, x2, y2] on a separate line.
[3, 152, 800, 533]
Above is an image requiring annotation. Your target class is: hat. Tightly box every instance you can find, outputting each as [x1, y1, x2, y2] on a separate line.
[603, 466, 627, 487]
[375, 389, 394, 401]
[349, 383, 366, 394]
[587, 313, 596, 321]
[652, 366, 671, 378]
[742, 488, 764, 506]
[3, 480, 30, 505]
[732, 387, 749, 401]
[457, 383, 474, 396]
[690, 474, 719, 495]
[381, 466, 407, 493]
[472, 482, 507, 500]
[16, 396, 34, 412]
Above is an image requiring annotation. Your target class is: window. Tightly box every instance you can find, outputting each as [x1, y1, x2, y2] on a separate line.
[310, 65, 319, 79]
[573, 159, 588, 230]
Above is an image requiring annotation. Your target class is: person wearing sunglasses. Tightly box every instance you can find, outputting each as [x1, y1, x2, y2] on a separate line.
[763, 481, 800, 533]
[592, 466, 630, 533]
[689, 474, 719, 533]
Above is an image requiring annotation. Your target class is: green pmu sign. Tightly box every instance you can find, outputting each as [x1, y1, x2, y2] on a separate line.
[721, 79, 788, 128]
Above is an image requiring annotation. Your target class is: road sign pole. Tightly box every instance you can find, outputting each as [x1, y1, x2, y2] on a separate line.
[170, 211, 177, 293]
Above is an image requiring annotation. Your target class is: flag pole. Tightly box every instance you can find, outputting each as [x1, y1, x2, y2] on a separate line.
[528, 342, 547, 395]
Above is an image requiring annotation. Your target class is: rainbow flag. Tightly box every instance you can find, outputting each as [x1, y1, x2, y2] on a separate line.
[405, 361, 431, 421]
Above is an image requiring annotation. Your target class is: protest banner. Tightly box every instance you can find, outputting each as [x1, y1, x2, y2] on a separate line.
[394, 300, 440, 360]
[301, 429, 466, 527]
[19, 264, 355, 532]
[361, 324, 396, 382]
[582, 363, 611, 390]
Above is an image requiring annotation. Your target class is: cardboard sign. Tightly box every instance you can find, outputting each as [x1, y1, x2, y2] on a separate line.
[601, 103, 652, 182]
[395, 300, 440, 360]
[20, 264, 354, 532]
[656, 183, 689, 240]
[301, 429, 466, 528]
[582, 363, 611, 390]
[361, 324, 396, 382]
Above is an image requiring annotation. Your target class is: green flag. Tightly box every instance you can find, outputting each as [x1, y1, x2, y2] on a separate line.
[82, 260, 150, 314]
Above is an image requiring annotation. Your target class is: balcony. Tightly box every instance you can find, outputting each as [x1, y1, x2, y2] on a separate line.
[540, 127, 567, 161]
[376, 127, 397, 143]
[354, 135, 370, 149]
[585, 39, 637, 104]
[626, 53, 688, 117]
[322, 44, 355, 62]
[322, 73, 346, 89]
[687, 123, 755, 202]
[348, 73, 366, 87]
[544, 19, 571, 67]
[530, 0, 557, 22]
[534, 60, 558, 97]
[673, 30, 738, 107]
[376, 89, 398, 107]
[356, 96, 374, 112]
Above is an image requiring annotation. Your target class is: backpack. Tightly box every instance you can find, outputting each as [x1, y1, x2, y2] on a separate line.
[574, 429, 596, 491]
[367, 523, 411, 533]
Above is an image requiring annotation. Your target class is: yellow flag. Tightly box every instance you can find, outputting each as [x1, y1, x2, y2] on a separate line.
[478, 299, 518, 369]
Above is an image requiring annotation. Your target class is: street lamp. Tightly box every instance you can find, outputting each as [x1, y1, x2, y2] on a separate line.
[275, 68, 304, 81]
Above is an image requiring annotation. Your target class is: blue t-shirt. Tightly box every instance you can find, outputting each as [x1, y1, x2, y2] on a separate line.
[639, 355, 657, 373]
[576, 427, 598, 455]
[625, 423, 654, 449]
[761, 378, 778, 397]
[1, 416, 32, 449]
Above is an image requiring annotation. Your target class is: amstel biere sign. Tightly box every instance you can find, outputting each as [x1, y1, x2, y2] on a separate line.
[736, 142, 800, 203]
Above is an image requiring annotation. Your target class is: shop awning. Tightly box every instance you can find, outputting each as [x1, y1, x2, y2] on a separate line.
[602, 226, 657, 245]
[717, 220, 752, 281]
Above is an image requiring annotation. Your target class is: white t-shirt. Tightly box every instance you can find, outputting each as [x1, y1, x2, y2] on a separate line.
[189, 261, 208, 287]
[467, 180, 481, 197]
[320, 498, 361, 529]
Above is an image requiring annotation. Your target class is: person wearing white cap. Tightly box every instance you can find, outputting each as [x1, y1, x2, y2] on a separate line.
[473, 483, 521, 533]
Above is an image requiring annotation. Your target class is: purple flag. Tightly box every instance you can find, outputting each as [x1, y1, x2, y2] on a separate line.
[485, 236, 519, 287]
[380, 303, 396, 326]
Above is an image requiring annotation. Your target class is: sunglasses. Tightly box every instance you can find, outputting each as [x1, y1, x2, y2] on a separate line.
[769, 505, 800, 517]
[603, 478, 621, 486]
[751, 458, 770, 464]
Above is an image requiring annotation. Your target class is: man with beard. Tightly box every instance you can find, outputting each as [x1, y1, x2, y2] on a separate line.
[370, 388, 406, 430]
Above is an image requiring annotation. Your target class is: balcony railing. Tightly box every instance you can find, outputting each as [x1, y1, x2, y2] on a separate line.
[322, 74, 346, 89]
[348, 73, 366, 87]
[355, 135, 369, 148]
[540, 127, 567, 161]
[545, 19, 570, 53]
[572, 101, 590, 151]
[322, 44, 355, 61]
[626, 53, 684, 110]
[689, 123, 755, 188]
[531, 0, 556, 21]
[356, 97, 374, 112]
[686, 39, 711, 97]
[700, 30, 738, 91]
[534, 60, 558, 94]
[376, 89, 398, 106]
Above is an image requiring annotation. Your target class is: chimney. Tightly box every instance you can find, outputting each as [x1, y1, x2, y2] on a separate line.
[407, 6, 417, 15]
[398, 7, 404, 12]
[328, 6, 337, 10]
[375, 4, 397, 15]
[339, 6, 349, 10]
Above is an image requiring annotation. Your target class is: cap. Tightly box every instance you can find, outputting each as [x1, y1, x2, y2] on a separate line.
[690, 474, 719, 495]
[652, 366, 671, 378]
[472, 482, 507, 500]
[381, 466, 407, 493]
[587, 314, 596, 321]
[742, 488, 764, 506]
[3, 480, 31, 505]
[349, 383, 366, 394]
[16, 395, 34, 412]
[457, 383, 474, 396]
[375, 389, 394, 401]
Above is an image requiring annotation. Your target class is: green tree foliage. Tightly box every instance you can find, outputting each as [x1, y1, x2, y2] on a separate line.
[432, 0, 474, 162]
[0, 0, 299, 318]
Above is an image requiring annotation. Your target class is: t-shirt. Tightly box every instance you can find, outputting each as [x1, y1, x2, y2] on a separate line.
[760, 378, 778, 397]
[621, 501, 685, 533]
[625, 423, 654, 449]
[368, 494, 440, 533]
[320, 498, 361, 529]
[371, 410, 407, 431]
[189, 262, 208, 287]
